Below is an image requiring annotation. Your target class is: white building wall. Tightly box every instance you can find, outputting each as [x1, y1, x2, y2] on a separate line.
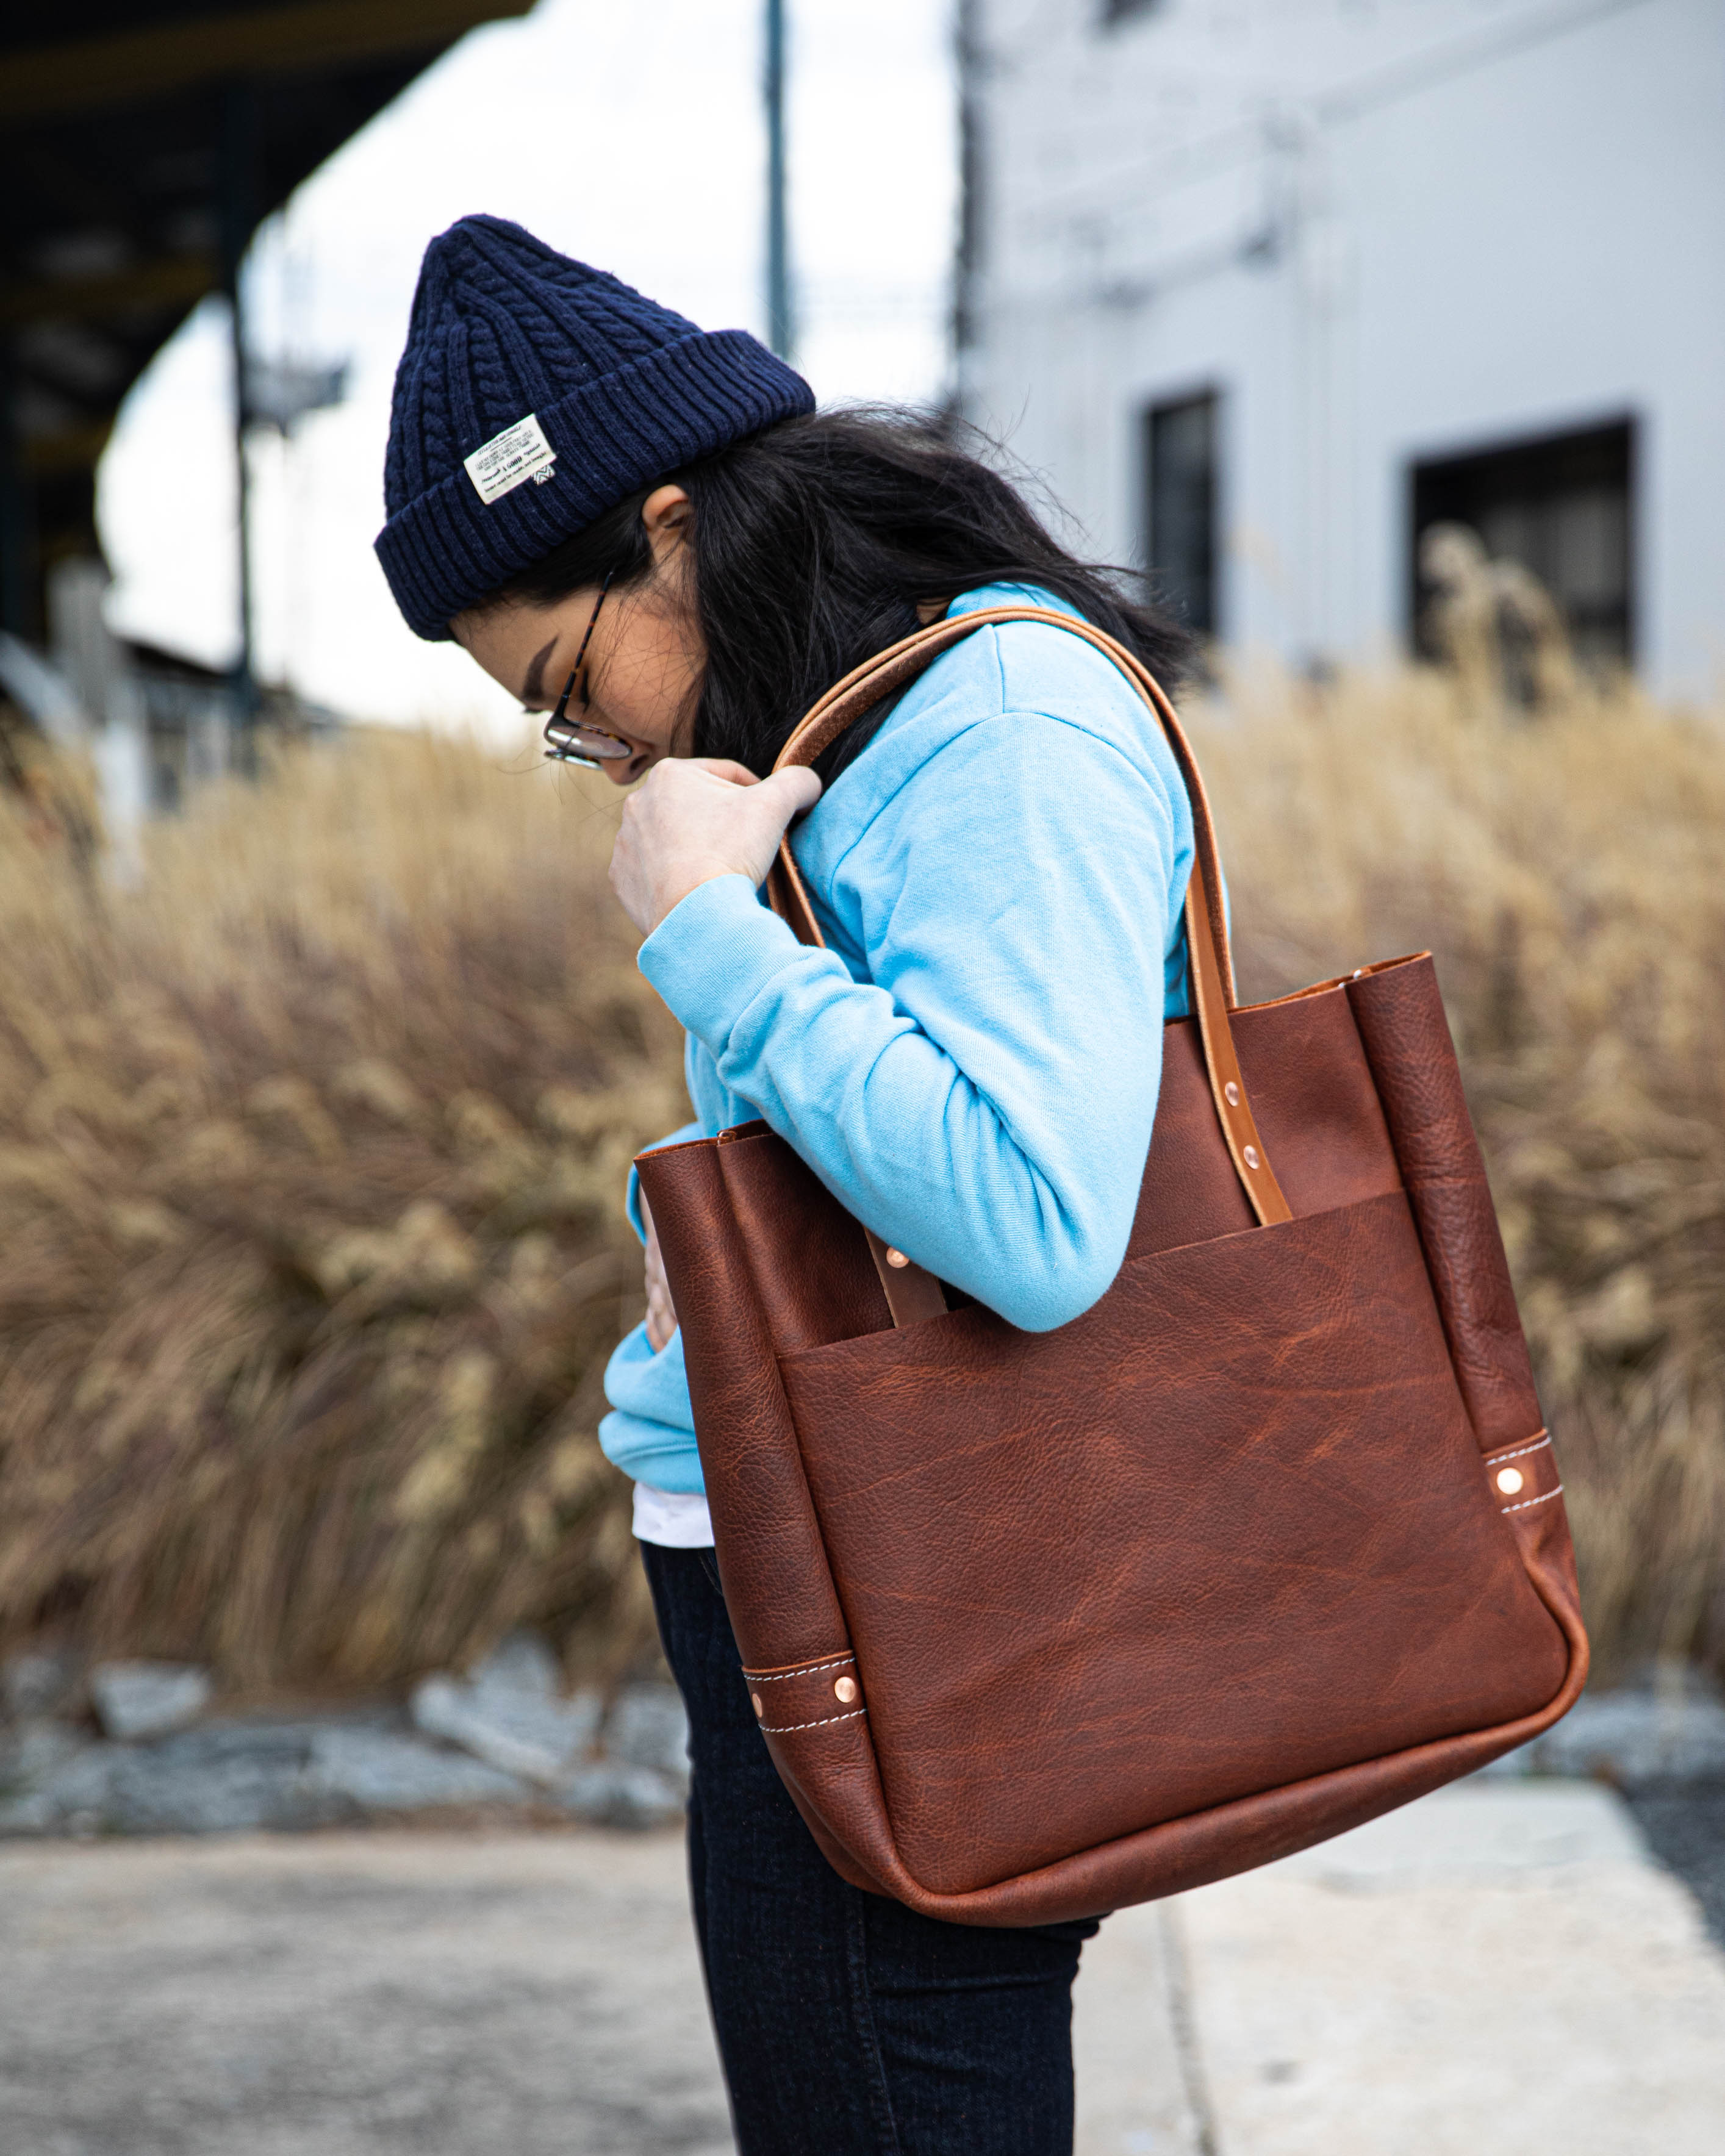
[964, 0, 1725, 695]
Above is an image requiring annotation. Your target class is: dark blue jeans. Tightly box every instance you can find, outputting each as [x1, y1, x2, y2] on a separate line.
[642, 1542, 1098, 2155]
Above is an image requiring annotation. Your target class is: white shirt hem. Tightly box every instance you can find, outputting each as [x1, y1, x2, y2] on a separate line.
[631, 1482, 715, 1549]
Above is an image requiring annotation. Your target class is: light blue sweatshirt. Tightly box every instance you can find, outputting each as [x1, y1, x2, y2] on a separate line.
[598, 584, 1195, 1495]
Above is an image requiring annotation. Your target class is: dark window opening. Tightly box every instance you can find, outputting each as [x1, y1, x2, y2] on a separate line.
[1102, 0, 1165, 23]
[1143, 389, 1221, 639]
[1410, 418, 1634, 672]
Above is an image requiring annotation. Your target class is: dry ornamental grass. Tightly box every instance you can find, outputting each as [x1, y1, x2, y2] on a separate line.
[0, 731, 684, 1694]
[0, 665, 1720, 1693]
[1196, 661, 1725, 1681]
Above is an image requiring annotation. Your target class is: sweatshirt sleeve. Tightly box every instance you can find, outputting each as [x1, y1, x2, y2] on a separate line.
[636, 711, 1184, 1333]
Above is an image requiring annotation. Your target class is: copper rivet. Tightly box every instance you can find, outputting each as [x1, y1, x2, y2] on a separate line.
[1224, 1081, 1241, 1106]
[1243, 1144, 1260, 1170]
[1496, 1467, 1524, 1495]
[834, 1676, 858, 1704]
[885, 1247, 910, 1269]
[751, 1692, 764, 1717]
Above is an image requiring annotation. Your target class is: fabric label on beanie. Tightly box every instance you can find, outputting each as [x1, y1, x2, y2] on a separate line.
[464, 413, 556, 505]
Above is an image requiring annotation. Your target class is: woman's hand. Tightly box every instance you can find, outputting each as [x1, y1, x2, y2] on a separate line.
[609, 757, 821, 937]
[641, 1197, 678, 1352]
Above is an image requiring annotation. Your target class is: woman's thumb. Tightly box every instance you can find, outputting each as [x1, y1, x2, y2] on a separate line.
[757, 766, 823, 821]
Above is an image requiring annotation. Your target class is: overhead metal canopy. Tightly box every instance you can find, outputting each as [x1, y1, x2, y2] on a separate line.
[0, 0, 533, 642]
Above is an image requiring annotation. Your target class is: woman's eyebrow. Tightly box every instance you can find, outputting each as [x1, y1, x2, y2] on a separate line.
[520, 637, 559, 706]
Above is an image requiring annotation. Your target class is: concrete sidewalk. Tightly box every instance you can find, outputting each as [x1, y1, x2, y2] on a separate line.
[0, 1783, 1720, 2154]
[0, 1829, 731, 2155]
[1075, 1782, 1725, 2155]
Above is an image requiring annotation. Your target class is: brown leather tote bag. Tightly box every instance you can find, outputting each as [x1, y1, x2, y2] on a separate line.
[634, 606, 1587, 1927]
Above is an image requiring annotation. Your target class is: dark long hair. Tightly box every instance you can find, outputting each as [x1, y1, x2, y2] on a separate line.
[487, 407, 1195, 779]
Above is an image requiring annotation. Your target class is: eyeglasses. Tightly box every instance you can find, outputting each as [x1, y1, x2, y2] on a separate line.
[540, 571, 633, 767]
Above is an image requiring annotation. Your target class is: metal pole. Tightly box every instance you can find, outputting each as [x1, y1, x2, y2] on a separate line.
[764, 0, 793, 361]
[219, 79, 259, 731]
[952, 0, 983, 418]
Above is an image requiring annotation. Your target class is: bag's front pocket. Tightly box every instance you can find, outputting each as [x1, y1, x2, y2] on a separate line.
[778, 1189, 1569, 1897]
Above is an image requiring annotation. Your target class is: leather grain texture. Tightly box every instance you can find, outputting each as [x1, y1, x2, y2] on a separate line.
[1346, 962, 1546, 1455]
[633, 612, 1587, 1925]
[638, 1134, 851, 1673]
[776, 1190, 1566, 1895]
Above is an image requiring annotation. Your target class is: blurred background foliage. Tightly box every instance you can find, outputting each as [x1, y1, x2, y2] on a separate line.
[1208, 657, 1725, 1685]
[0, 734, 683, 1696]
[0, 648, 1721, 1694]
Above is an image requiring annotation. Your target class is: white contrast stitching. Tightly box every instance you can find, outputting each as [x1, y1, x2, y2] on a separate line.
[745, 1656, 856, 1683]
[1488, 1433, 1552, 1465]
[1502, 1484, 1563, 1514]
[761, 1708, 868, 1734]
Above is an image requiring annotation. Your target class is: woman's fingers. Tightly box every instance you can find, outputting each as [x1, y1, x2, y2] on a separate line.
[642, 1200, 678, 1351]
[645, 1277, 676, 1351]
[609, 757, 823, 935]
[694, 758, 764, 788]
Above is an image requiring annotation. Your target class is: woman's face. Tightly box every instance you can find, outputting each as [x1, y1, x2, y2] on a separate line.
[452, 484, 703, 786]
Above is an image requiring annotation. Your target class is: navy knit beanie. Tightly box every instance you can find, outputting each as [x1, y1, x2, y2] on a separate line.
[375, 215, 815, 640]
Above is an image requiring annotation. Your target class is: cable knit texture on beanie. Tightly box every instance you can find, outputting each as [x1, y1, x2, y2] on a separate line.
[375, 215, 815, 640]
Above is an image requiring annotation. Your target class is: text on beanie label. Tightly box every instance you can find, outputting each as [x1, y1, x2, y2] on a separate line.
[463, 412, 556, 505]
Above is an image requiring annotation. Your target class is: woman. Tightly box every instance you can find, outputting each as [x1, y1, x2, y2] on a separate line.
[378, 215, 1197, 2155]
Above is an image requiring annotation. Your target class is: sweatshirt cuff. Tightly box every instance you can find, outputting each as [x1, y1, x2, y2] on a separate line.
[637, 872, 806, 1050]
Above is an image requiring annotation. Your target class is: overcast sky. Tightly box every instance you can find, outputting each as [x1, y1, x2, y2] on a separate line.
[98, 0, 958, 731]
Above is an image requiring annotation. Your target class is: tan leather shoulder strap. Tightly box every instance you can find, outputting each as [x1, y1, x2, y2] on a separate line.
[764, 606, 1291, 1304]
